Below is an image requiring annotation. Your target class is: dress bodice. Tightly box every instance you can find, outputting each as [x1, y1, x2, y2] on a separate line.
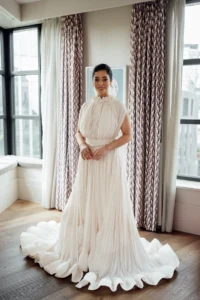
[79, 95, 126, 140]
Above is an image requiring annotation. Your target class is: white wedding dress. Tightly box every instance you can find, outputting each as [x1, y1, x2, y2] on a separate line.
[20, 95, 179, 291]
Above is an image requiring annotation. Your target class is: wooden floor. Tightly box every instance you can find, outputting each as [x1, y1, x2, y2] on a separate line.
[0, 200, 199, 300]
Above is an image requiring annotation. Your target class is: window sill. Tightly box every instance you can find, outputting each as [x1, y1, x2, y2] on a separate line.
[0, 155, 43, 169]
[176, 179, 200, 191]
[16, 156, 42, 168]
[0, 157, 18, 175]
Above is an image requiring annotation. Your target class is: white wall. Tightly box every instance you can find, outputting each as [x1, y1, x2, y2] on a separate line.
[0, 165, 42, 213]
[83, 5, 132, 102]
[174, 184, 200, 236]
[20, 0, 151, 22]
[18, 167, 42, 203]
[0, 0, 20, 20]
[0, 169, 18, 213]
[0, 0, 153, 29]
[83, 6, 131, 67]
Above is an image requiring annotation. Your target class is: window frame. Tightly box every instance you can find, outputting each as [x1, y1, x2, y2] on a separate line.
[0, 27, 7, 155]
[177, 0, 200, 182]
[8, 24, 42, 159]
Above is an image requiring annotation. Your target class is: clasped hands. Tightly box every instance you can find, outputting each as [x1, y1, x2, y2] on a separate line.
[80, 143, 108, 160]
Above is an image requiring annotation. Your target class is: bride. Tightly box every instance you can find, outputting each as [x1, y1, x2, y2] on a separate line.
[20, 63, 179, 292]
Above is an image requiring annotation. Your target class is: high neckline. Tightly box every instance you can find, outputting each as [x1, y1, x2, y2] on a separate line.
[92, 95, 113, 102]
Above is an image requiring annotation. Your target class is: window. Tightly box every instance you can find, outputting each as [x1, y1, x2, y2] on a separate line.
[0, 29, 5, 155]
[10, 27, 41, 158]
[178, 0, 200, 181]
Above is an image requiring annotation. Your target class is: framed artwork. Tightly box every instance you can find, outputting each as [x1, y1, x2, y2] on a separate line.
[85, 65, 127, 105]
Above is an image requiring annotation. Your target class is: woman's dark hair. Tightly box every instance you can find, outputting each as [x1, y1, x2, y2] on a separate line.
[92, 63, 113, 81]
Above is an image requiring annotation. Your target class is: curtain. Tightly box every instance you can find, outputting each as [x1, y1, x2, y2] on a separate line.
[56, 14, 83, 210]
[41, 18, 61, 208]
[127, 0, 168, 231]
[159, 0, 185, 232]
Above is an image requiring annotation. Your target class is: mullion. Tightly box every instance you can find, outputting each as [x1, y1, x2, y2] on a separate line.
[0, 29, 7, 155]
[0, 30, 4, 118]
[12, 70, 39, 76]
[180, 119, 200, 124]
[37, 25, 42, 159]
[12, 116, 39, 119]
[0, 74, 4, 118]
[183, 59, 200, 66]
[3, 118, 8, 154]
[2, 75, 6, 116]
[0, 30, 3, 72]
[4, 29, 12, 154]
[186, 0, 200, 4]
[177, 175, 200, 182]
[10, 24, 41, 32]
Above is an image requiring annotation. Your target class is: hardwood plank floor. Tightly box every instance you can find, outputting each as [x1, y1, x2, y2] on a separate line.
[0, 200, 199, 300]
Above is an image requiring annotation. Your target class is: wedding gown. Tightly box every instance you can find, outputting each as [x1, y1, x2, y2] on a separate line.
[20, 95, 179, 291]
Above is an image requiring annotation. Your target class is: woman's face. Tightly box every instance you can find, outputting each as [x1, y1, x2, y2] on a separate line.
[93, 70, 112, 97]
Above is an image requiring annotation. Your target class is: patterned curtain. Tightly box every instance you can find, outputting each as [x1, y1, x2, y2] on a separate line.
[56, 14, 83, 210]
[127, 0, 168, 231]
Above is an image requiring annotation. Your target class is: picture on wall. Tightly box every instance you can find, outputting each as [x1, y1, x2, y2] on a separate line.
[85, 66, 127, 105]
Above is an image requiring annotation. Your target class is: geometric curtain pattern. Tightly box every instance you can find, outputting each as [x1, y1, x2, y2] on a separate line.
[127, 0, 168, 231]
[56, 14, 83, 210]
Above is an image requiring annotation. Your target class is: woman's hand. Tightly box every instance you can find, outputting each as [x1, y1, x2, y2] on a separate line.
[80, 144, 93, 160]
[93, 146, 109, 160]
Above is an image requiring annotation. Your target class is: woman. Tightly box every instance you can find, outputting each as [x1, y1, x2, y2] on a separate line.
[20, 63, 179, 292]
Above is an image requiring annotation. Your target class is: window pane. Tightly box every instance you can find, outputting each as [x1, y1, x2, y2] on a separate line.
[0, 76, 3, 115]
[184, 4, 200, 59]
[14, 75, 39, 115]
[15, 119, 40, 158]
[0, 119, 5, 155]
[13, 29, 38, 71]
[182, 65, 200, 119]
[178, 124, 200, 178]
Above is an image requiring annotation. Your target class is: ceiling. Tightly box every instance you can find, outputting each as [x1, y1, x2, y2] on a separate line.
[16, 0, 42, 4]
[0, 0, 152, 29]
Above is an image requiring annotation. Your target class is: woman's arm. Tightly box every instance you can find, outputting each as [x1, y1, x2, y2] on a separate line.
[75, 122, 93, 160]
[75, 128, 86, 149]
[106, 113, 132, 151]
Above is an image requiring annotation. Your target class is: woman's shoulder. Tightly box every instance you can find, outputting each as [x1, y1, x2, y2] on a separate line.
[80, 101, 91, 110]
[112, 98, 127, 112]
[80, 101, 87, 109]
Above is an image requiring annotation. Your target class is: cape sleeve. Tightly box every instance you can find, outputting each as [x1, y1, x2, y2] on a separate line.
[78, 102, 87, 123]
[117, 102, 127, 129]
